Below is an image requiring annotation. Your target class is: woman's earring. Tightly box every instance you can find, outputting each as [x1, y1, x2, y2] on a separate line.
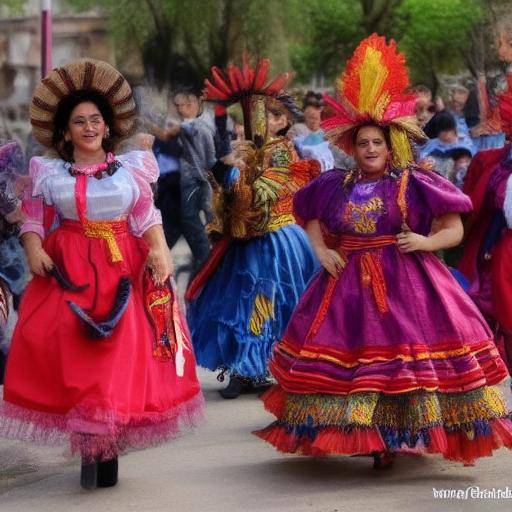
[104, 127, 110, 139]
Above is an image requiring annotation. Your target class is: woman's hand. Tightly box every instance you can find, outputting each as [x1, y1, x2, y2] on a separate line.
[317, 247, 346, 278]
[305, 219, 346, 278]
[4, 205, 25, 225]
[22, 232, 54, 277]
[396, 230, 430, 253]
[26, 246, 54, 277]
[142, 225, 173, 286]
[398, 214, 464, 253]
[146, 247, 173, 286]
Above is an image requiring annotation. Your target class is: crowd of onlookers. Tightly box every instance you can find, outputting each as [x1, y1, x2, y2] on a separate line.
[0, 74, 510, 382]
[146, 80, 509, 273]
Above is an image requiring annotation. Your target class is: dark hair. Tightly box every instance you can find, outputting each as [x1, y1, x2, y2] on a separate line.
[423, 110, 457, 139]
[352, 123, 392, 149]
[52, 89, 117, 161]
[303, 90, 324, 109]
[447, 147, 472, 161]
[173, 87, 200, 101]
[463, 88, 480, 128]
[409, 84, 431, 96]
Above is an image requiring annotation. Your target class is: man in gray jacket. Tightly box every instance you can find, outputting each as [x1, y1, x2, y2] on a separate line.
[172, 90, 216, 272]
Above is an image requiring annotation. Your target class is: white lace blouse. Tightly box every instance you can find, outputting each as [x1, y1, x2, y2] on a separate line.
[21, 150, 162, 238]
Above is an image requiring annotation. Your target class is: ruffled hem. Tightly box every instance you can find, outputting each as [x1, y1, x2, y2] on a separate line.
[254, 385, 512, 465]
[254, 419, 512, 465]
[0, 392, 205, 462]
[271, 338, 508, 394]
[197, 332, 275, 379]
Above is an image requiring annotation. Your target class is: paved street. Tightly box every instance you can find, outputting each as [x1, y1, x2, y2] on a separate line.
[1, 373, 512, 512]
[2, 241, 512, 512]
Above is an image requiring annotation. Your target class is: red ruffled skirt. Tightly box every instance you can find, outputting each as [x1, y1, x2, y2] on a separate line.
[0, 221, 203, 461]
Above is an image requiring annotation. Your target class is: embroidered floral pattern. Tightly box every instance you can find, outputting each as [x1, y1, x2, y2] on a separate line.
[343, 197, 385, 234]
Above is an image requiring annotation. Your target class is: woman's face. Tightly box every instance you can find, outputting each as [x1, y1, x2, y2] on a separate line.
[267, 111, 288, 137]
[415, 98, 434, 127]
[65, 101, 108, 156]
[354, 125, 389, 176]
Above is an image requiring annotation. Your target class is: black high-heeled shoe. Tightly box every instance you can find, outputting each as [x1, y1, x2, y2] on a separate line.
[97, 457, 118, 487]
[80, 461, 98, 490]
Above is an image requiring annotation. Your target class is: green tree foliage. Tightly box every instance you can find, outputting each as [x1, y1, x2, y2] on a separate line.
[28, 0, 509, 92]
[393, 0, 482, 90]
[0, 0, 26, 14]
[63, 0, 295, 89]
[288, 0, 364, 85]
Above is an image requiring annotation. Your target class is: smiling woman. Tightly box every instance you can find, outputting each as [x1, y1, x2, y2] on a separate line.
[0, 59, 204, 490]
[52, 90, 115, 163]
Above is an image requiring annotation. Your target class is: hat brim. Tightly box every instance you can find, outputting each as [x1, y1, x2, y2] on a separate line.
[30, 58, 136, 148]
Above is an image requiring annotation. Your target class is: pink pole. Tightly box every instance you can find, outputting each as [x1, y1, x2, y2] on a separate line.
[41, 0, 52, 78]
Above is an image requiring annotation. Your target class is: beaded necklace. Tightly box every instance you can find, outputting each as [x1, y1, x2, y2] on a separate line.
[66, 152, 121, 179]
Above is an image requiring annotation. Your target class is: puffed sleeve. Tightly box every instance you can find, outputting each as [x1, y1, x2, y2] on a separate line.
[408, 168, 473, 218]
[292, 169, 344, 228]
[118, 150, 162, 237]
[19, 157, 55, 239]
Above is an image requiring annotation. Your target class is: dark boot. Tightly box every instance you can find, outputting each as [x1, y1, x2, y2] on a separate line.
[80, 460, 98, 490]
[245, 377, 273, 394]
[97, 457, 118, 487]
[372, 451, 396, 470]
[219, 374, 245, 399]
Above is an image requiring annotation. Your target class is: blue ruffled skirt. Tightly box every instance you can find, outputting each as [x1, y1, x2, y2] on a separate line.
[187, 224, 318, 378]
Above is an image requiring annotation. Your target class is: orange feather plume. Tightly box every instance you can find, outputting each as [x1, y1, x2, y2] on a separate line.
[322, 33, 427, 168]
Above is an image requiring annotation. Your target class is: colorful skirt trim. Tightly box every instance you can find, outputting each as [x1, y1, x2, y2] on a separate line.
[254, 385, 512, 465]
[272, 338, 507, 394]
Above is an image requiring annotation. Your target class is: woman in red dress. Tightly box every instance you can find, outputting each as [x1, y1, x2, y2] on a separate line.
[0, 59, 204, 489]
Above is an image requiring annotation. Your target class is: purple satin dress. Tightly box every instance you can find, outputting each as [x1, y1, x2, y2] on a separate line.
[255, 167, 512, 465]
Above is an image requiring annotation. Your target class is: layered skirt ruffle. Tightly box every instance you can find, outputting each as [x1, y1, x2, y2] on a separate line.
[255, 247, 512, 465]
[254, 385, 512, 465]
[0, 392, 204, 463]
[188, 224, 318, 378]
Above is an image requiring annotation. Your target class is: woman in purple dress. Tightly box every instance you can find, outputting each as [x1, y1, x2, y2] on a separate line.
[255, 34, 512, 468]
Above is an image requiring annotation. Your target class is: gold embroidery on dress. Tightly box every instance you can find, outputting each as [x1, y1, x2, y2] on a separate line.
[344, 197, 385, 234]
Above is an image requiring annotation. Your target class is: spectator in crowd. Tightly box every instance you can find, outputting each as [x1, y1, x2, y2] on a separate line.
[290, 91, 335, 172]
[420, 110, 475, 177]
[446, 147, 473, 189]
[150, 90, 216, 273]
[448, 85, 472, 137]
[175, 90, 217, 272]
[148, 97, 183, 251]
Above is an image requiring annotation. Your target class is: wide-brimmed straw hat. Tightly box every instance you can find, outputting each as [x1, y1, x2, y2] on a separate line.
[30, 58, 136, 148]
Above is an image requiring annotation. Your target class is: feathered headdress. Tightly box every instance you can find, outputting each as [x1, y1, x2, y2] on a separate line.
[203, 54, 294, 143]
[322, 34, 427, 168]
